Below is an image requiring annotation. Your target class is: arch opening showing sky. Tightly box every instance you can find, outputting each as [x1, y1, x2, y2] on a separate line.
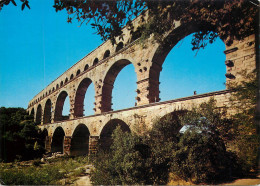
[84, 83, 95, 116]
[160, 34, 226, 101]
[112, 64, 137, 111]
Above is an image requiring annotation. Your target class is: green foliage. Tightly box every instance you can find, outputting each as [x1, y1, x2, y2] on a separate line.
[1, 1, 257, 50]
[91, 100, 245, 184]
[0, 156, 90, 185]
[91, 126, 152, 185]
[53, 0, 257, 49]
[227, 71, 259, 171]
[0, 163, 63, 185]
[0, 0, 30, 11]
[0, 107, 45, 162]
[145, 114, 182, 184]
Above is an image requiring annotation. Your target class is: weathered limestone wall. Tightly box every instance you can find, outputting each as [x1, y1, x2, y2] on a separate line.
[40, 90, 232, 154]
[225, 35, 256, 84]
[27, 9, 257, 155]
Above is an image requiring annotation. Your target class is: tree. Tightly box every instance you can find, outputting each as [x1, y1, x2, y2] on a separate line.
[0, 0, 30, 11]
[0, 107, 45, 162]
[91, 100, 241, 184]
[172, 100, 241, 183]
[1, 0, 258, 50]
[227, 71, 259, 172]
[91, 126, 152, 185]
[53, 0, 258, 48]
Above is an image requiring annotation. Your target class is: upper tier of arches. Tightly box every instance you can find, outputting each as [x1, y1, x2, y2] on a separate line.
[28, 18, 255, 125]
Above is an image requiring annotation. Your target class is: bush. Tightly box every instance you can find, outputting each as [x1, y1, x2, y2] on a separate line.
[0, 165, 63, 185]
[0, 155, 90, 185]
[0, 107, 45, 162]
[91, 100, 249, 184]
[91, 127, 153, 185]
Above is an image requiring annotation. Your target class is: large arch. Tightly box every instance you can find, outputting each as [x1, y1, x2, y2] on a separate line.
[70, 124, 90, 156]
[149, 22, 227, 103]
[51, 127, 65, 153]
[101, 59, 137, 112]
[43, 99, 52, 124]
[54, 91, 70, 121]
[100, 119, 130, 151]
[74, 78, 93, 117]
[36, 104, 42, 125]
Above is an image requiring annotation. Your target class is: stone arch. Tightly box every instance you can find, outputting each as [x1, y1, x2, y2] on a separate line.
[116, 42, 124, 52]
[74, 77, 94, 117]
[70, 124, 90, 156]
[65, 78, 68, 84]
[41, 128, 49, 150]
[60, 81, 64, 87]
[76, 69, 81, 76]
[52, 87, 55, 92]
[43, 99, 52, 124]
[84, 64, 89, 71]
[103, 50, 110, 59]
[36, 104, 42, 125]
[130, 29, 142, 42]
[149, 22, 227, 103]
[54, 91, 70, 121]
[93, 58, 99, 66]
[42, 128, 48, 137]
[30, 107, 35, 116]
[100, 119, 130, 151]
[56, 84, 59, 89]
[51, 126, 65, 153]
[101, 59, 137, 112]
[70, 74, 74, 80]
[159, 110, 187, 132]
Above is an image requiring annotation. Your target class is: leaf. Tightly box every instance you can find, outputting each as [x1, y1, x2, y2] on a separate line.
[11, 0, 17, 6]
[25, 1, 30, 9]
[21, 2, 25, 10]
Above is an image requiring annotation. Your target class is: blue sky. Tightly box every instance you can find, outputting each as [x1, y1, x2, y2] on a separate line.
[0, 0, 226, 116]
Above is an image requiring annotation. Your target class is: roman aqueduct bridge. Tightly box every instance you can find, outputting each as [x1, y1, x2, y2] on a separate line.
[27, 11, 256, 155]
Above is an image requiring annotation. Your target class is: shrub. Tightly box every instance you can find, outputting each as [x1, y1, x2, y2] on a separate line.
[91, 126, 152, 185]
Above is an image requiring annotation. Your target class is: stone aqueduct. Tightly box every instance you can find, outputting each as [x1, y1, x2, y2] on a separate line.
[27, 12, 256, 155]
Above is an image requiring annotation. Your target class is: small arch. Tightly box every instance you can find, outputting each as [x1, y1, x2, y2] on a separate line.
[152, 111, 187, 142]
[103, 50, 110, 59]
[49, 90, 51, 94]
[51, 127, 65, 154]
[70, 124, 90, 156]
[84, 64, 89, 71]
[40, 128, 48, 150]
[36, 104, 42, 125]
[130, 29, 141, 42]
[30, 108, 35, 117]
[100, 119, 130, 151]
[74, 78, 93, 117]
[116, 42, 124, 52]
[93, 58, 99, 66]
[76, 69, 81, 76]
[54, 91, 70, 121]
[65, 78, 68, 83]
[70, 74, 74, 80]
[43, 99, 52, 124]
[56, 84, 59, 89]
[60, 81, 64, 87]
